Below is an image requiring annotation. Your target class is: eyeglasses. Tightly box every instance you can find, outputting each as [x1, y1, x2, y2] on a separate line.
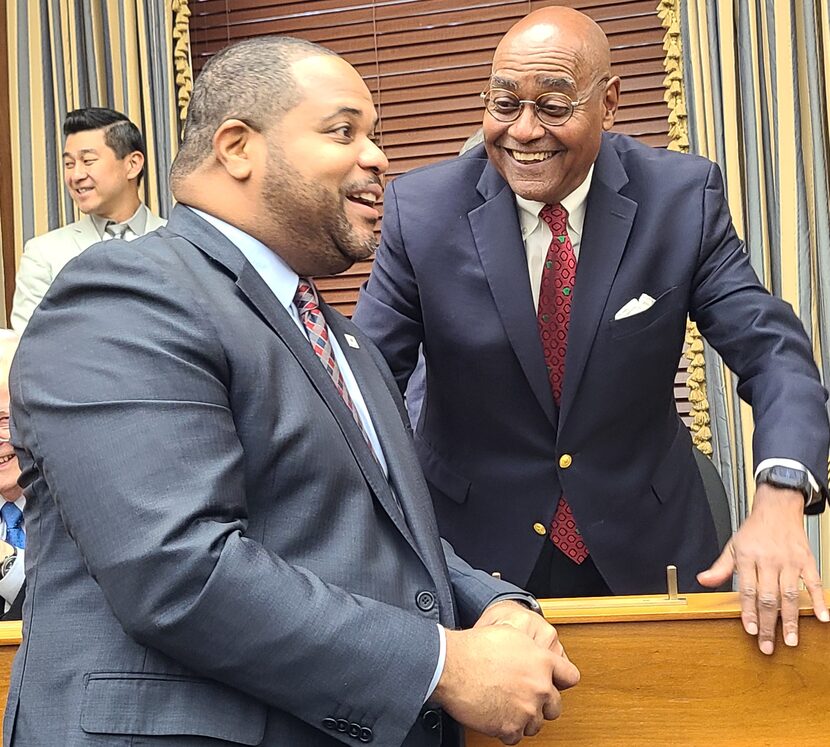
[480, 77, 610, 126]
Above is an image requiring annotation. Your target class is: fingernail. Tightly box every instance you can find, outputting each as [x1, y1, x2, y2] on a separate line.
[760, 641, 774, 655]
[785, 633, 797, 647]
[819, 610, 830, 623]
[746, 622, 758, 635]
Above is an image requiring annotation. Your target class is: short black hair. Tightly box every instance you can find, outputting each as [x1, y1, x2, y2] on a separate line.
[63, 108, 146, 185]
[171, 36, 336, 185]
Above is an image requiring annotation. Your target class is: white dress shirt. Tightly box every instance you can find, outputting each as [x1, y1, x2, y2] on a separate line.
[515, 165, 594, 309]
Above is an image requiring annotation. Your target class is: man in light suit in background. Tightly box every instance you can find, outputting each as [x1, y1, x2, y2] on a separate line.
[354, 6, 830, 655]
[5, 37, 578, 747]
[11, 107, 165, 331]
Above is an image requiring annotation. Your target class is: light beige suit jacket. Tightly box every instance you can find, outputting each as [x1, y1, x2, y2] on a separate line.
[11, 207, 165, 331]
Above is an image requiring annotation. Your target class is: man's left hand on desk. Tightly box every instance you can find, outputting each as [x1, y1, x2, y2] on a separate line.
[697, 482, 829, 654]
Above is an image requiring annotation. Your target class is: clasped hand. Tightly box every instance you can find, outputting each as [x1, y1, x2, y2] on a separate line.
[432, 600, 579, 745]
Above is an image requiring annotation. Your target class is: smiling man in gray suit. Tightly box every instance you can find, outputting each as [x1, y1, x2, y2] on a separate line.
[11, 107, 165, 331]
[5, 37, 579, 747]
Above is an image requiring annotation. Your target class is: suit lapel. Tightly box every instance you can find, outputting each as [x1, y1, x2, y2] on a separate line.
[559, 138, 638, 428]
[73, 215, 100, 253]
[165, 206, 420, 548]
[469, 161, 558, 429]
[325, 314, 426, 549]
[328, 315, 455, 618]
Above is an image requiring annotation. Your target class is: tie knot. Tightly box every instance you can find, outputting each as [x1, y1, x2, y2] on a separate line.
[105, 221, 128, 240]
[540, 203, 568, 231]
[294, 278, 320, 316]
[1, 502, 21, 530]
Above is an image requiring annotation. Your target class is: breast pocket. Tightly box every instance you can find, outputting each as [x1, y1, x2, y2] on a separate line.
[609, 286, 680, 340]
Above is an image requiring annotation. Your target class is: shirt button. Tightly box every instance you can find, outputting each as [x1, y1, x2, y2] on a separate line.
[533, 522, 547, 536]
[559, 454, 572, 468]
[416, 590, 435, 612]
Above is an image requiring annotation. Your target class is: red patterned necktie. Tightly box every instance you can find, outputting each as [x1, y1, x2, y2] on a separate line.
[537, 204, 589, 564]
[294, 278, 374, 450]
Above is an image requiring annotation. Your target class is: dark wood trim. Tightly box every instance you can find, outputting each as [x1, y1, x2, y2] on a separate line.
[0, 2, 16, 326]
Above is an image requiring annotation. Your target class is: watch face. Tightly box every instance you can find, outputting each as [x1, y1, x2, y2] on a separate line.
[767, 466, 810, 495]
[775, 467, 803, 485]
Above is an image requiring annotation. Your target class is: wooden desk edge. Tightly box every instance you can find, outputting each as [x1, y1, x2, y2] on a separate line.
[0, 590, 826, 643]
[541, 589, 830, 624]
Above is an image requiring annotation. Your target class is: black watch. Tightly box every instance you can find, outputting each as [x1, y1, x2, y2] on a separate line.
[756, 465, 818, 508]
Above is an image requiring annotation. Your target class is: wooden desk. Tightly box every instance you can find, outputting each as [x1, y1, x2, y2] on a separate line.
[468, 590, 830, 746]
[0, 594, 828, 745]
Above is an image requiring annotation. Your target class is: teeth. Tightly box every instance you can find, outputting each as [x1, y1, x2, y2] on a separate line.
[0, 455, 14, 465]
[352, 192, 377, 204]
[510, 150, 554, 162]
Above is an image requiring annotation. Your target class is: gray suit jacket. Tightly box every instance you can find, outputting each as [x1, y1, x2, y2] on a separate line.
[10, 206, 166, 331]
[5, 205, 520, 747]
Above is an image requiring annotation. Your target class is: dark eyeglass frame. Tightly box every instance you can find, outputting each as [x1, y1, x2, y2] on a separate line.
[480, 76, 611, 126]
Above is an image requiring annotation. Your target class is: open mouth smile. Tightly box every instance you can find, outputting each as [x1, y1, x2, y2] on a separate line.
[507, 149, 559, 164]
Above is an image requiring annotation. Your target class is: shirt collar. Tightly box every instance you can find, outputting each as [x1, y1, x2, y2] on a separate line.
[514, 164, 595, 231]
[90, 202, 149, 240]
[188, 207, 299, 311]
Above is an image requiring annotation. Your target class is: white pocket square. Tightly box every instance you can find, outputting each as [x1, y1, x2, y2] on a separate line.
[614, 293, 656, 320]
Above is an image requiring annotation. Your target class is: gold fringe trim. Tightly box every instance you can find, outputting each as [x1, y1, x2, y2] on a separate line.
[659, 0, 713, 454]
[172, 0, 193, 126]
[657, 0, 689, 153]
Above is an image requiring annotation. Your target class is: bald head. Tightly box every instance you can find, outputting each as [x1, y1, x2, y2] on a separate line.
[482, 6, 620, 205]
[495, 7, 611, 82]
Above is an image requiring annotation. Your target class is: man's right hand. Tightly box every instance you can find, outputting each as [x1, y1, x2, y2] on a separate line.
[431, 625, 579, 745]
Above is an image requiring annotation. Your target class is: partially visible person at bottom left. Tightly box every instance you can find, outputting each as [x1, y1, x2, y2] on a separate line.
[0, 330, 24, 621]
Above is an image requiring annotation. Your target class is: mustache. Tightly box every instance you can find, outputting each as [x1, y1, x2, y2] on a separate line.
[341, 175, 383, 194]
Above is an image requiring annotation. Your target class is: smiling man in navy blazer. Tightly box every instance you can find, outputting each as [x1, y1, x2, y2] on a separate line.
[5, 36, 579, 747]
[354, 6, 830, 655]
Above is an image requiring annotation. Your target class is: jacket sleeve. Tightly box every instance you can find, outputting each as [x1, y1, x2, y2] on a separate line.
[353, 180, 424, 394]
[689, 162, 830, 507]
[11, 238, 53, 333]
[11, 243, 444, 747]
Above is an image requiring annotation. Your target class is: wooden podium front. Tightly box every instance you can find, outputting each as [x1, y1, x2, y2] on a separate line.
[0, 593, 827, 744]
[467, 590, 830, 746]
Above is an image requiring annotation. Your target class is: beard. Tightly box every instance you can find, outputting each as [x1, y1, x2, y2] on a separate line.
[260, 149, 378, 277]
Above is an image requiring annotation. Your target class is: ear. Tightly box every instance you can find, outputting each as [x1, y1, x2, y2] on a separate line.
[126, 151, 145, 181]
[601, 76, 621, 131]
[212, 119, 261, 181]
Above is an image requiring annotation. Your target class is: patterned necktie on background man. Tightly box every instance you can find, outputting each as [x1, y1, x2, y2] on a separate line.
[1, 503, 24, 550]
[536, 204, 589, 564]
[104, 221, 128, 240]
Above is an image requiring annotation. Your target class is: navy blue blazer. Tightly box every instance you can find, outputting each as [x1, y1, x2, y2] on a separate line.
[354, 133, 830, 595]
